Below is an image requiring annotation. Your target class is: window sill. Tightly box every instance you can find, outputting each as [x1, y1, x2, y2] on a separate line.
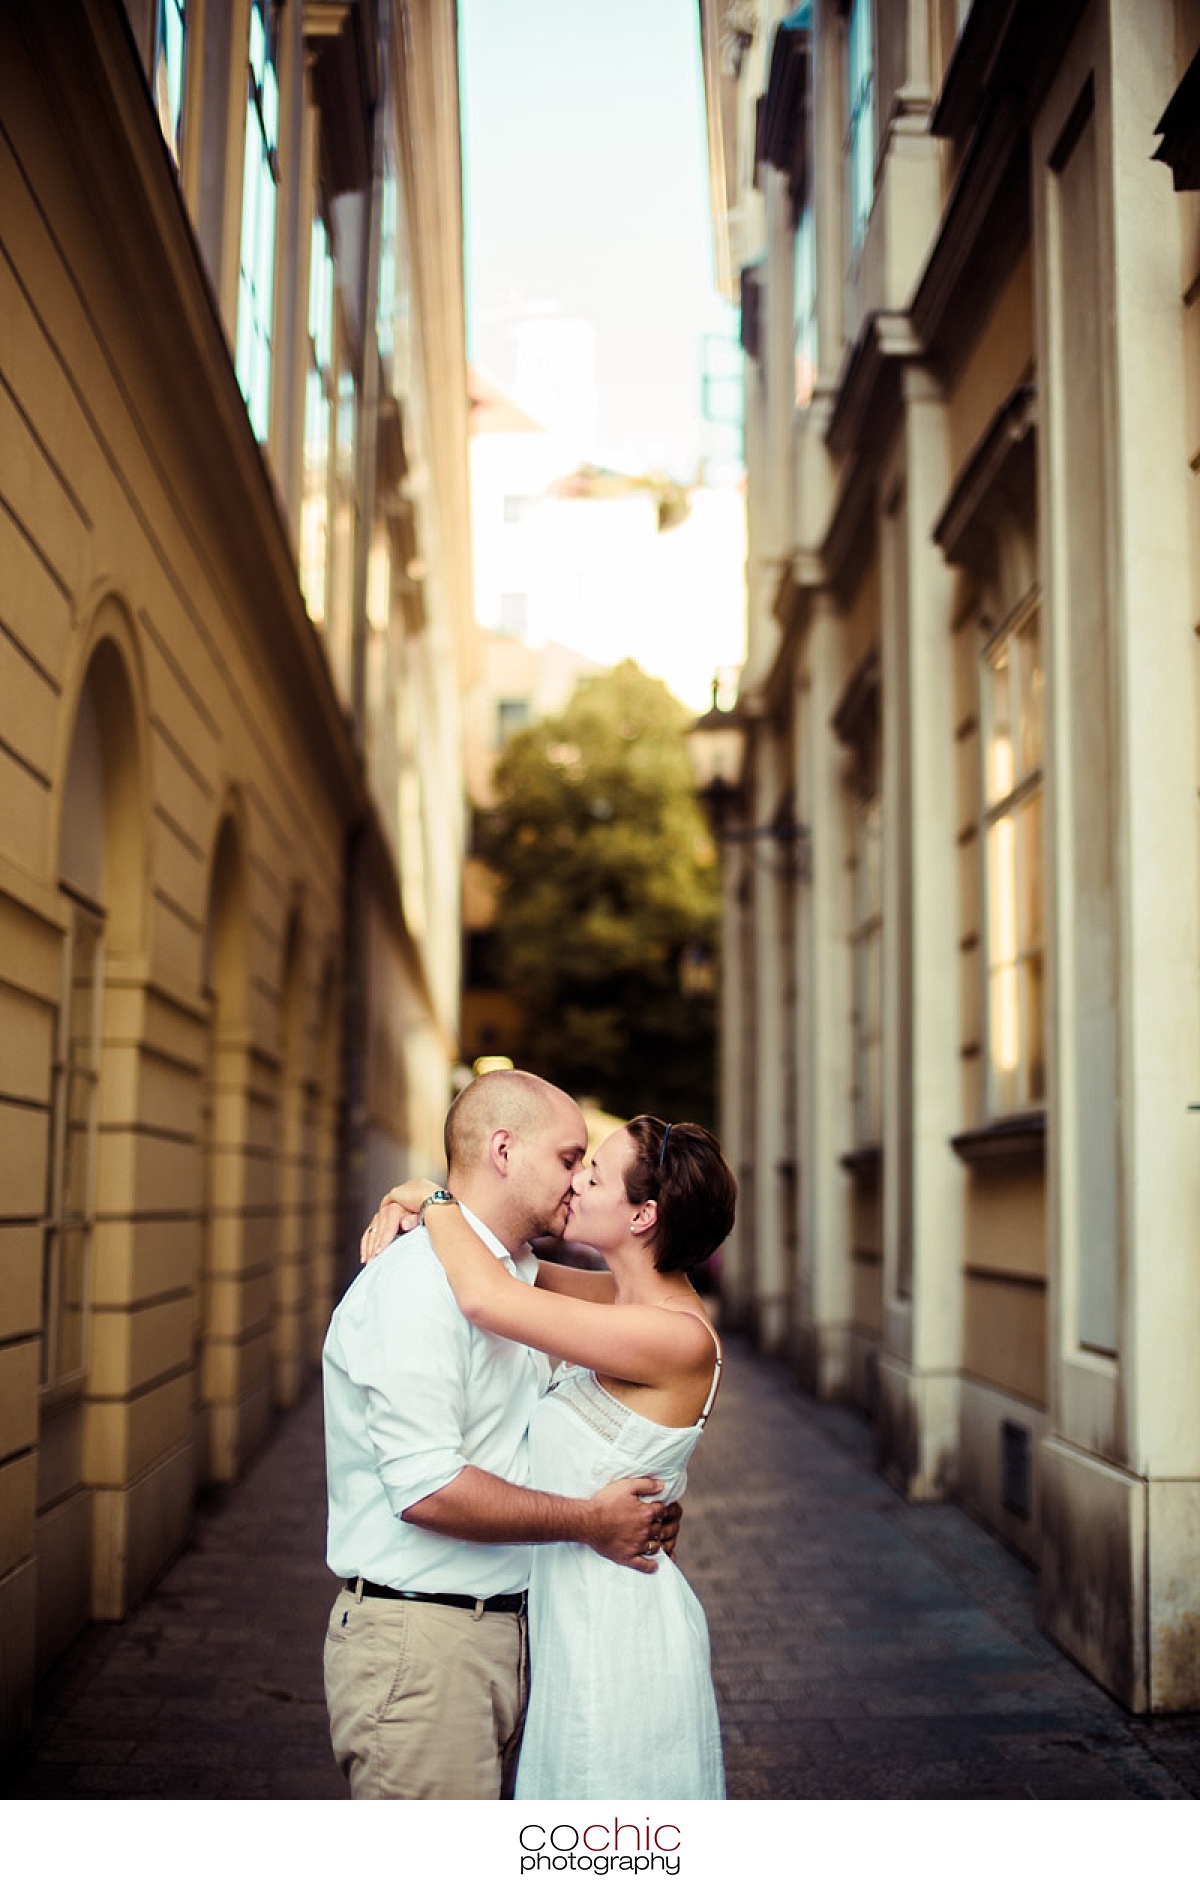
[950, 1111, 1046, 1172]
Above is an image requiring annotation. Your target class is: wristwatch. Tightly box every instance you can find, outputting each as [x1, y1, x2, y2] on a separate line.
[419, 1188, 456, 1218]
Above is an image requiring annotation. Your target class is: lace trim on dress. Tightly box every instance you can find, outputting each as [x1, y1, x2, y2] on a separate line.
[550, 1365, 626, 1444]
[547, 1322, 723, 1435]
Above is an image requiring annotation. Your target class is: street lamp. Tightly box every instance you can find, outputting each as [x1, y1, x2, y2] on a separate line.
[686, 681, 811, 875]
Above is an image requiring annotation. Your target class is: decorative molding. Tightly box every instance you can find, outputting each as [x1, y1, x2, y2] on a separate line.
[827, 313, 919, 458]
[820, 454, 876, 601]
[757, 10, 811, 219]
[831, 649, 880, 753]
[303, 0, 380, 195]
[719, 2, 759, 81]
[933, 383, 1037, 570]
[910, 90, 1027, 363]
[931, 0, 1089, 145]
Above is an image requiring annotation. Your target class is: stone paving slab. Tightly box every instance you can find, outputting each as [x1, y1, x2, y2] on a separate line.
[5, 1332, 1200, 1800]
[689, 1341, 1200, 1801]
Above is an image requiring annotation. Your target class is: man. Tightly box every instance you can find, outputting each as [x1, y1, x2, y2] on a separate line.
[322, 1068, 674, 1800]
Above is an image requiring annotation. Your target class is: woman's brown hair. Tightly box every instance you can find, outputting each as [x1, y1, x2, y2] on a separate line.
[622, 1116, 737, 1277]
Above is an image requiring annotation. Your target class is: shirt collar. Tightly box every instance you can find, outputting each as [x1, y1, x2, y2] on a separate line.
[456, 1203, 536, 1277]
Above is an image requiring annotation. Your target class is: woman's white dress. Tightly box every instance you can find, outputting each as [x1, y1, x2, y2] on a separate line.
[514, 1350, 724, 1800]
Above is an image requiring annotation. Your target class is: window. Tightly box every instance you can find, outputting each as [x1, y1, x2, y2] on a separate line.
[235, 0, 279, 441]
[153, 0, 187, 166]
[300, 210, 335, 623]
[327, 351, 359, 693]
[793, 201, 818, 405]
[42, 902, 103, 1395]
[377, 147, 397, 370]
[845, 0, 875, 251]
[498, 592, 528, 635]
[503, 495, 531, 526]
[496, 698, 531, 749]
[466, 929, 505, 990]
[377, 139, 413, 399]
[834, 651, 882, 1150]
[851, 795, 883, 1145]
[981, 598, 1044, 1113]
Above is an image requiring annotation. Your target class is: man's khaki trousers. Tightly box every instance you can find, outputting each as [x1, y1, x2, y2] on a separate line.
[324, 1589, 529, 1799]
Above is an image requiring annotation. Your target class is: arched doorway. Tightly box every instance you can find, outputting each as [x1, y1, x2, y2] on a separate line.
[39, 633, 145, 1669]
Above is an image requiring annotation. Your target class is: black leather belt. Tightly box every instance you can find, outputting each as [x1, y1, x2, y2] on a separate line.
[345, 1580, 527, 1614]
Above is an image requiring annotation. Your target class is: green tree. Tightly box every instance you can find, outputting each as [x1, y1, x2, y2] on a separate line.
[480, 660, 719, 1125]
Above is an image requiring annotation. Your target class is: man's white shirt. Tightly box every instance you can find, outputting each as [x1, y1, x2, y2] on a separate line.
[323, 1207, 549, 1595]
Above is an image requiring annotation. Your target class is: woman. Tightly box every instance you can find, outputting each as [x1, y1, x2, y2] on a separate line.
[375, 1114, 736, 1801]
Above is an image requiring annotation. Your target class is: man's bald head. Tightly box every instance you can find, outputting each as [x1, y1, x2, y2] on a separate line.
[442, 1070, 587, 1253]
[444, 1069, 580, 1173]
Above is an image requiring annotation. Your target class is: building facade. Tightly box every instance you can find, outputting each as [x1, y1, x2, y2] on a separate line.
[699, 0, 1200, 1710]
[460, 369, 604, 1071]
[0, 0, 474, 1757]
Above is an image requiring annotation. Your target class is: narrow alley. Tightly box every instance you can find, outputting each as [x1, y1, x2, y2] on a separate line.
[7, 1336, 1199, 1802]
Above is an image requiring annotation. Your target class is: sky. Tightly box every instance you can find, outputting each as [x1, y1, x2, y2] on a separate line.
[458, 0, 742, 486]
[457, 0, 747, 707]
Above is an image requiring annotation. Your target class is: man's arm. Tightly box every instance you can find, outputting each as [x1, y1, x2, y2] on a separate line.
[402, 1465, 674, 1572]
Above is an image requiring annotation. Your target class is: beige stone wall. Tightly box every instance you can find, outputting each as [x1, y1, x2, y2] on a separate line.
[0, 0, 472, 1757]
[701, 0, 1200, 1705]
[0, 16, 351, 1727]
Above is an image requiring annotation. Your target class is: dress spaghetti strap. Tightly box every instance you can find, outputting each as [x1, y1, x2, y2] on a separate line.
[669, 1308, 723, 1428]
[694, 1316, 723, 1427]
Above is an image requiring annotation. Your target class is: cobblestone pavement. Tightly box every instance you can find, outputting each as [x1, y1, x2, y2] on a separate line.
[6, 1334, 1200, 1800]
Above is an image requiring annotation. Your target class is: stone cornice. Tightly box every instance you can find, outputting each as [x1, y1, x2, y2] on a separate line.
[933, 383, 1037, 569]
[303, 1, 380, 196]
[919, 0, 1090, 373]
[820, 456, 876, 605]
[910, 89, 1028, 366]
[819, 316, 916, 601]
[1152, 47, 1200, 192]
[826, 314, 919, 459]
[931, 0, 1090, 145]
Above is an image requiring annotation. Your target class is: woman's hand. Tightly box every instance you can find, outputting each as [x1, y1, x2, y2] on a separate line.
[360, 1179, 443, 1263]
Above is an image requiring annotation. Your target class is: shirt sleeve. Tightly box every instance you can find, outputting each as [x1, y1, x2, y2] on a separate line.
[351, 1245, 474, 1517]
